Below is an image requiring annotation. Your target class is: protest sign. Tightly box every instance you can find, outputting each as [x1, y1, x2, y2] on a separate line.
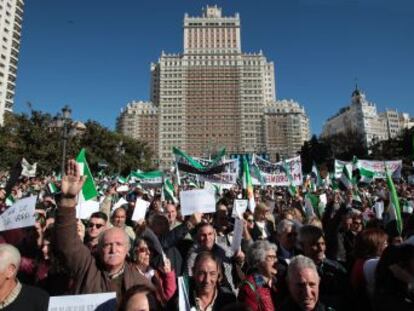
[116, 185, 129, 193]
[131, 198, 150, 221]
[374, 201, 384, 219]
[76, 200, 100, 220]
[48, 292, 116, 311]
[232, 199, 248, 218]
[231, 217, 244, 255]
[251, 155, 303, 186]
[112, 197, 128, 210]
[358, 159, 402, 179]
[0, 196, 37, 231]
[179, 189, 216, 216]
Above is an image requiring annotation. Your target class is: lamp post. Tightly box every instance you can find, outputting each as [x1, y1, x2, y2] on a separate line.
[61, 105, 72, 176]
[116, 141, 125, 174]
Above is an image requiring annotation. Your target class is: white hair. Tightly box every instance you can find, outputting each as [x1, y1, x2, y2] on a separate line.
[246, 240, 278, 270]
[287, 255, 320, 283]
[0, 244, 21, 274]
[277, 219, 295, 235]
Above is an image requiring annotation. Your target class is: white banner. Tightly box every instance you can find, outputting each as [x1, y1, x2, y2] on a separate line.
[180, 189, 216, 216]
[198, 158, 239, 185]
[48, 292, 116, 311]
[0, 196, 37, 231]
[358, 159, 402, 179]
[252, 155, 303, 186]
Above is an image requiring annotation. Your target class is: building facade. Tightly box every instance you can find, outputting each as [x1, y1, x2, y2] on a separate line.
[264, 100, 310, 161]
[118, 6, 310, 166]
[0, 0, 23, 126]
[321, 87, 405, 147]
[116, 101, 158, 155]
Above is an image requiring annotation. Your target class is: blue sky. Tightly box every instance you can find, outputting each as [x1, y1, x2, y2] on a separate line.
[14, 0, 414, 135]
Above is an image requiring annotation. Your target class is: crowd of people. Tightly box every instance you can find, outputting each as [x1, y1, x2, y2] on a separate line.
[1, 158, 414, 311]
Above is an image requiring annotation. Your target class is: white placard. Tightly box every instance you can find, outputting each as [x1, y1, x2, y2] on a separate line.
[374, 201, 384, 220]
[76, 200, 100, 220]
[116, 185, 129, 193]
[112, 198, 128, 211]
[232, 200, 248, 218]
[179, 189, 216, 216]
[0, 196, 37, 231]
[131, 198, 150, 221]
[231, 217, 244, 255]
[319, 194, 327, 206]
[48, 292, 116, 311]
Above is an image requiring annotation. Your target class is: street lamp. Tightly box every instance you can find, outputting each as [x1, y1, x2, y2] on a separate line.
[116, 141, 125, 174]
[61, 105, 72, 175]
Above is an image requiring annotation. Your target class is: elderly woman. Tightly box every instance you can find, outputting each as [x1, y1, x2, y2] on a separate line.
[238, 240, 278, 311]
[132, 238, 177, 307]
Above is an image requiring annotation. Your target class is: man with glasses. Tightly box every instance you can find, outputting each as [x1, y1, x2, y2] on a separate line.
[85, 211, 108, 255]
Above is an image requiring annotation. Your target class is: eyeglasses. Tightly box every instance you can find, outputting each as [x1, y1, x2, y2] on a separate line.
[266, 255, 277, 262]
[136, 247, 150, 254]
[88, 223, 104, 229]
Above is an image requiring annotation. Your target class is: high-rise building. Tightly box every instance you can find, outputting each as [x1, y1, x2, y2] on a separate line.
[118, 6, 310, 166]
[264, 100, 310, 161]
[150, 6, 276, 166]
[116, 101, 158, 155]
[0, 0, 24, 126]
[321, 86, 388, 146]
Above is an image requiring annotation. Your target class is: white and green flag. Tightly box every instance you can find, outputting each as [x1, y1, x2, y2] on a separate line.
[163, 178, 178, 204]
[340, 163, 353, 189]
[75, 148, 98, 202]
[130, 170, 164, 186]
[385, 167, 403, 235]
[359, 167, 375, 183]
[47, 182, 59, 195]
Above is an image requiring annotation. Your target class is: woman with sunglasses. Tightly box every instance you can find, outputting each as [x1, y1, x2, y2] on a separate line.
[132, 238, 177, 307]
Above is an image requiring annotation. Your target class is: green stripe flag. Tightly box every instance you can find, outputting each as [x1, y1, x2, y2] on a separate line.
[5, 195, 15, 207]
[385, 166, 403, 235]
[242, 156, 255, 213]
[359, 167, 375, 183]
[47, 182, 59, 194]
[75, 148, 98, 201]
[284, 160, 297, 196]
[163, 178, 178, 204]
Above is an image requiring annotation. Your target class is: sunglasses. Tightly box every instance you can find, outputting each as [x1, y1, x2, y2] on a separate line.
[246, 218, 254, 223]
[136, 247, 150, 254]
[88, 223, 104, 229]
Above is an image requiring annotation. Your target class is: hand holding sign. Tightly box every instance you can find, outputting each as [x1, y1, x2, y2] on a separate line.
[0, 196, 37, 231]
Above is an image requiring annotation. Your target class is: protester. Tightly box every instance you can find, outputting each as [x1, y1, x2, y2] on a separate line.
[85, 211, 108, 255]
[238, 240, 278, 311]
[132, 237, 176, 307]
[53, 159, 153, 300]
[0, 244, 49, 310]
[281, 255, 330, 311]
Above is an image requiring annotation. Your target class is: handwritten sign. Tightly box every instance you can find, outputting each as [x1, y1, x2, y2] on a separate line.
[0, 196, 37, 231]
[232, 200, 248, 218]
[180, 189, 216, 216]
[131, 198, 150, 221]
[48, 292, 116, 311]
[76, 200, 100, 220]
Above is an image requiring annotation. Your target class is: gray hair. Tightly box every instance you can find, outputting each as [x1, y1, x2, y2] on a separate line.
[97, 227, 131, 250]
[287, 255, 320, 283]
[247, 240, 277, 270]
[0, 244, 21, 274]
[277, 219, 295, 235]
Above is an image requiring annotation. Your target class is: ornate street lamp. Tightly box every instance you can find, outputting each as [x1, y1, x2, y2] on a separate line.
[61, 105, 72, 175]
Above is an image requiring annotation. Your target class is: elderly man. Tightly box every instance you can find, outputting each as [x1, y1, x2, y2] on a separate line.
[281, 255, 331, 311]
[54, 159, 152, 299]
[0, 244, 49, 310]
[298, 225, 349, 311]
